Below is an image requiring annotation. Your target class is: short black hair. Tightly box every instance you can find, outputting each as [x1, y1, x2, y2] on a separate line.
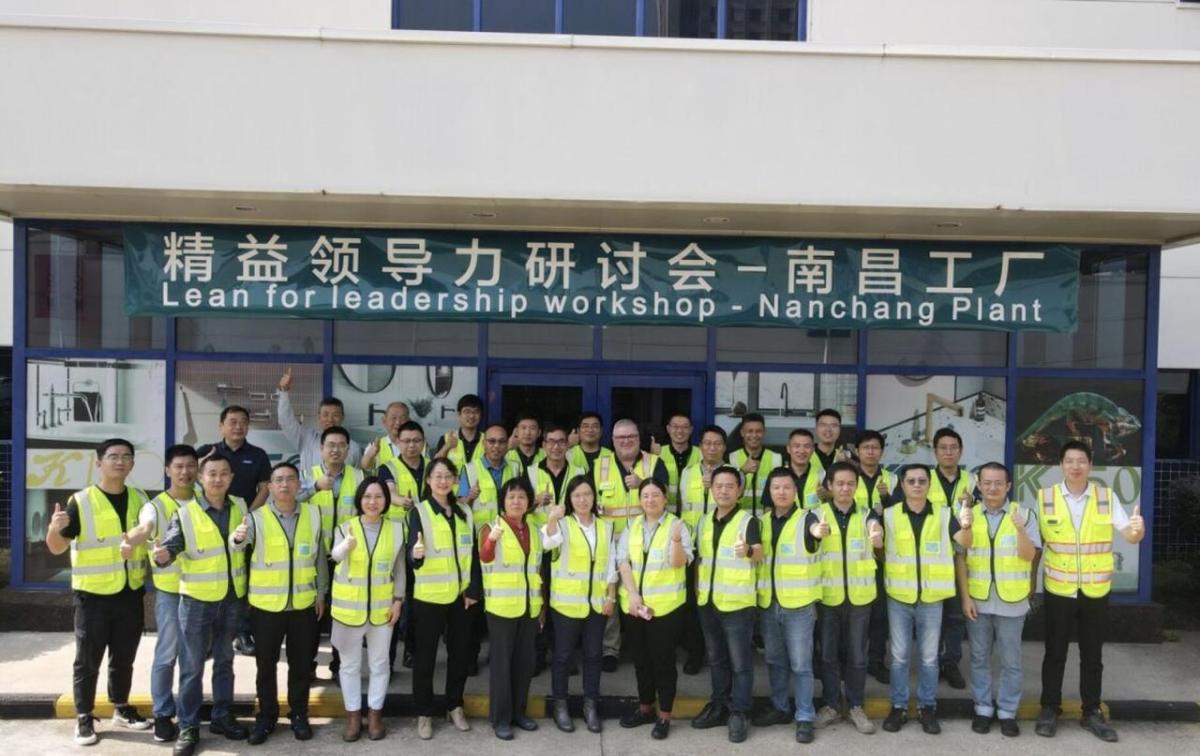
[667, 411, 692, 425]
[1059, 439, 1093, 463]
[563, 475, 598, 515]
[977, 461, 1011, 482]
[855, 429, 885, 448]
[543, 423, 567, 438]
[199, 451, 233, 472]
[96, 438, 134, 459]
[271, 461, 300, 479]
[164, 444, 198, 466]
[513, 413, 541, 428]
[220, 405, 249, 423]
[499, 476, 536, 516]
[578, 411, 603, 426]
[353, 476, 391, 517]
[741, 413, 766, 427]
[816, 408, 842, 423]
[457, 394, 484, 413]
[637, 477, 670, 498]
[700, 425, 728, 443]
[824, 461, 859, 484]
[319, 397, 345, 413]
[932, 427, 963, 449]
[320, 425, 351, 445]
[789, 428, 815, 442]
[710, 465, 743, 488]
[397, 420, 425, 437]
[900, 463, 932, 482]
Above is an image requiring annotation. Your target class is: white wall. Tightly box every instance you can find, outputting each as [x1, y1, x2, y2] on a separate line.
[0, 0, 389, 28]
[1159, 242, 1200, 369]
[810, 0, 1200, 50]
[0, 219, 12, 347]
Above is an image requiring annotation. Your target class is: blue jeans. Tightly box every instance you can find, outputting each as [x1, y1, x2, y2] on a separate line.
[887, 599, 942, 709]
[177, 595, 241, 729]
[968, 611, 1026, 719]
[940, 596, 964, 667]
[698, 604, 755, 714]
[760, 601, 817, 722]
[151, 590, 181, 718]
[819, 601, 871, 709]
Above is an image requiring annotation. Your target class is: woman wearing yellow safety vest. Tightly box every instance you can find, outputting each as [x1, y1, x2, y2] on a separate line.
[406, 458, 482, 740]
[479, 477, 544, 740]
[616, 478, 692, 740]
[330, 477, 406, 742]
[542, 475, 617, 734]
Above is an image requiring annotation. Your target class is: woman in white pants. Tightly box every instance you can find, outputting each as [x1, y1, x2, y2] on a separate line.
[330, 477, 406, 741]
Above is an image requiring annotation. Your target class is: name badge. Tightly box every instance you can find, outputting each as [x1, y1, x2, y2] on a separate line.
[376, 560, 391, 574]
[719, 546, 735, 558]
[459, 533, 472, 546]
[649, 548, 665, 561]
[341, 495, 354, 505]
[298, 544, 311, 556]
[1000, 535, 1018, 547]
[923, 541, 941, 555]
[849, 538, 865, 552]
[780, 544, 795, 556]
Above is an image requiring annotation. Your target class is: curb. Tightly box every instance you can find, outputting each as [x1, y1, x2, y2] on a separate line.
[5, 692, 1197, 723]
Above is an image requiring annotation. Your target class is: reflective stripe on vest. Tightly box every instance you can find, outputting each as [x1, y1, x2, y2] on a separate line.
[883, 504, 954, 603]
[757, 506, 821, 609]
[332, 516, 403, 626]
[482, 518, 543, 619]
[816, 503, 878, 607]
[679, 463, 717, 535]
[596, 452, 658, 534]
[148, 492, 187, 593]
[70, 486, 149, 594]
[854, 469, 895, 514]
[412, 499, 474, 605]
[927, 468, 973, 510]
[549, 515, 612, 619]
[383, 457, 426, 524]
[471, 458, 517, 526]
[697, 509, 757, 611]
[247, 503, 321, 612]
[966, 502, 1033, 603]
[660, 446, 701, 507]
[527, 463, 587, 530]
[310, 465, 363, 553]
[619, 514, 685, 617]
[177, 497, 247, 602]
[1038, 484, 1114, 599]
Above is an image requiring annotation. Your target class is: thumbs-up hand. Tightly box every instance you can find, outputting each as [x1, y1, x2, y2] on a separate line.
[278, 367, 293, 392]
[362, 439, 379, 467]
[742, 457, 760, 474]
[567, 428, 579, 448]
[876, 477, 888, 495]
[649, 437, 662, 456]
[624, 471, 641, 489]
[507, 431, 517, 451]
[152, 541, 170, 566]
[868, 519, 884, 548]
[702, 470, 713, 490]
[810, 510, 831, 539]
[316, 476, 334, 492]
[343, 529, 358, 553]
[49, 502, 69, 535]
[412, 531, 426, 560]
[443, 430, 456, 449]
[233, 515, 249, 544]
[547, 503, 566, 522]
[488, 520, 503, 543]
[1011, 506, 1027, 529]
[734, 530, 749, 559]
[958, 500, 973, 530]
[841, 444, 854, 462]
[537, 490, 553, 509]
[120, 534, 134, 561]
[671, 518, 685, 542]
[1128, 504, 1144, 536]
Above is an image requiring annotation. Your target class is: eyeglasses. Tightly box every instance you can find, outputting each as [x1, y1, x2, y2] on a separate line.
[544, 438, 567, 447]
[485, 437, 508, 445]
[271, 475, 298, 484]
[612, 434, 639, 442]
[103, 454, 134, 462]
[428, 473, 457, 482]
[323, 442, 348, 450]
[904, 479, 929, 486]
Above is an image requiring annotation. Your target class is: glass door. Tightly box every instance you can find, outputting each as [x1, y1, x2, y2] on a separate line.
[488, 371, 597, 432]
[599, 373, 707, 450]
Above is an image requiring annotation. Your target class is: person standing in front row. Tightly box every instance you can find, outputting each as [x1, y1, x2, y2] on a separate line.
[1035, 440, 1144, 743]
[676, 425, 729, 675]
[330, 478, 406, 742]
[45, 438, 153, 747]
[617, 479, 692, 741]
[954, 462, 1040, 738]
[408, 458, 482, 740]
[543, 476, 617, 734]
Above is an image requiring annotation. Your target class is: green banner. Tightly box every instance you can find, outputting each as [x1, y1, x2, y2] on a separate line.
[124, 224, 1080, 331]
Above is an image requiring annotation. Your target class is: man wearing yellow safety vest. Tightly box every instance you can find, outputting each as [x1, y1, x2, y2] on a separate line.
[45, 437, 153, 747]
[691, 466, 763, 744]
[928, 427, 975, 690]
[505, 413, 546, 477]
[152, 452, 250, 756]
[879, 463, 956, 736]
[230, 461, 326, 745]
[433, 394, 485, 471]
[728, 413, 782, 516]
[1034, 441, 1144, 743]
[377, 420, 427, 515]
[567, 411, 614, 474]
[299, 426, 364, 681]
[813, 408, 848, 471]
[358, 401, 411, 472]
[952, 462, 1040, 739]
[784, 429, 826, 511]
[677, 424, 729, 674]
[854, 430, 896, 685]
[596, 419, 668, 672]
[460, 423, 520, 526]
[654, 412, 701, 512]
[122, 444, 201, 744]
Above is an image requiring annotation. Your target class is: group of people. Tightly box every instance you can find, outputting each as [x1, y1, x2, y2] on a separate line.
[47, 374, 1145, 751]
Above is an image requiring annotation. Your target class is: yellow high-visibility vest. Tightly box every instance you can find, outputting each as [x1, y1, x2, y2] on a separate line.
[696, 509, 757, 611]
[729, 448, 783, 516]
[679, 462, 719, 535]
[526, 462, 587, 529]
[482, 518, 544, 619]
[883, 504, 954, 604]
[618, 514, 685, 617]
[816, 503, 878, 607]
[411, 499, 474, 605]
[1038, 484, 1114, 599]
[549, 515, 612, 619]
[147, 491, 189, 594]
[660, 445, 702, 510]
[332, 516, 405, 626]
[310, 465, 363, 553]
[854, 469, 896, 513]
[247, 502, 321, 612]
[177, 497, 248, 602]
[70, 486, 149, 595]
[595, 452, 659, 535]
[382, 456, 427, 524]
[966, 502, 1034, 603]
[928, 467, 975, 510]
[757, 506, 821, 609]
[466, 457, 519, 526]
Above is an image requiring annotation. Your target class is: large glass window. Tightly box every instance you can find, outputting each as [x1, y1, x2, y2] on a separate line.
[725, 0, 800, 41]
[481, 0, 556, 33]
[644, 0, 719, 38]
[868, 329, 1007, 368]
[26, 228, 164, 350]
[602, 325, 707, 361]
[717, 327, 856, 365]
[334, 320, 477, 357]
[1019, 249, 1148, 370]
[865, 374, 1006, 468]
[563, 0, 637, 35]
[335, 364, 479, 449]
[396, 0, 474, 31]
[488, 323, 593, 359]
[1157, 370, 1193, 460]
[716, 371, 857, 452]
[176, 317, 324, 354]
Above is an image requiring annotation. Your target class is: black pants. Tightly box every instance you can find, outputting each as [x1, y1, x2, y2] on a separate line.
[73, 590, 144, 715]
[1041, 591, 1109, 714]
[623, 609, 684, 713]
[551, 609, 606, 699]
[678, 563, 706, 663]
[868, 570, 889, 666]
[251, 607, 318, 720]
[388, 567, 416, 670]
[486, 614, 537, 726]
[411, 597, 473, 716]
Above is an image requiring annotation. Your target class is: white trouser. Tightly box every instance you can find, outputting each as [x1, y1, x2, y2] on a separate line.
[331, 620, 394, 712]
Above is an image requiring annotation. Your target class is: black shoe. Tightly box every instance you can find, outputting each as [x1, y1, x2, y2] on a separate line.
[494, 722, 514, 741]
[882, 707, 907, 733]
[999, 718, 1020, 737]
[247, 716, 272, 746]
[173, 726, 198, 756]
[210, 715, 249, 740]
[918, 707, 941, 735]
[1035, 706, 1058, 738]
[727, 712, 748, 743]
[691, 702, 730, 729]
[74, 714, 98, 747]
[552, 699, 575, 733]
[868, 661, 890, 685]
[620, 707, 657, 728]
[683, 655, 703, 675]
[651, 718, 670, 740]
[583, 698, 602, 733]
[940, 664, 966, 690]
[971, 714, 991, 734]
[1081, 711, 1119, 743]
[513, 716, 538, 732]
[752, 706, 792, 727]
[233, 633, 256, 657]
[153, 715, 178, 743]
[290, 714, 313, 741]
[402, 649, 414, 668]
[795, 720, 815, 744]
[601, 655, 618, 673]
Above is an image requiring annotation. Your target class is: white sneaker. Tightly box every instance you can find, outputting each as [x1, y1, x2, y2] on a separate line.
[74, 714, 98, 746]
[111, 705, 151, 731]
[447, 706, 471, 732]
[848, 706, 876, 734]
[417, 715, 433, 740]
[814, 705, 841, 729]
